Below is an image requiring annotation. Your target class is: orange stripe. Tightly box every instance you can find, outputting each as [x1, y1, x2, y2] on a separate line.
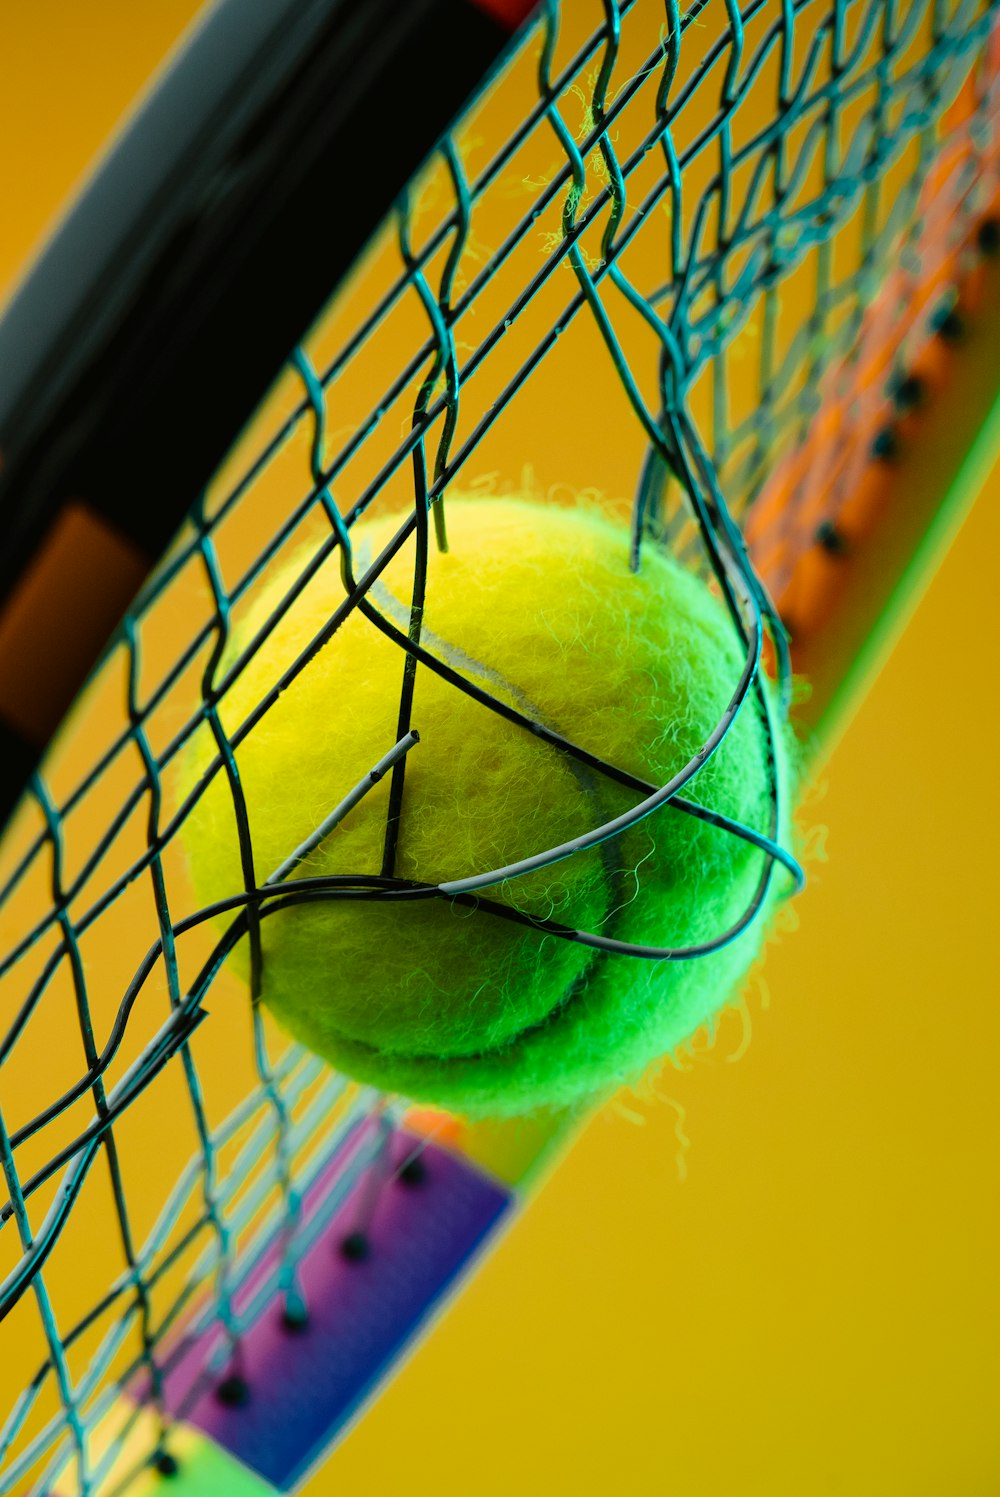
[747, 27, 1000, 649]
[0, 502, 148, 746]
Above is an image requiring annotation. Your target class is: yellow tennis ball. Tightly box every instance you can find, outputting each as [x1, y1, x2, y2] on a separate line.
[179, 496, 796, 1117]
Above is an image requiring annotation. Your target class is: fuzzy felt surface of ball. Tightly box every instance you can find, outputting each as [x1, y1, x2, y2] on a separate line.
[180, 496, 795, 1116]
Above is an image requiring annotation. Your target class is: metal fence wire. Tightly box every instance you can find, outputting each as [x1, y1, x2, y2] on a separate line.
[1, 0, 998, 1490]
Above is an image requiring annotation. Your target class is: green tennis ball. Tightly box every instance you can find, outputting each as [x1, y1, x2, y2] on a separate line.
[180, 496, 796, 1117]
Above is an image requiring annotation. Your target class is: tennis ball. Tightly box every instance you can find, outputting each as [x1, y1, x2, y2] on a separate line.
[180, 496, 796, 1117]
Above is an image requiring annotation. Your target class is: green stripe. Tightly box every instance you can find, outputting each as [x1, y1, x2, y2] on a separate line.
[817, 385, 1000, 758]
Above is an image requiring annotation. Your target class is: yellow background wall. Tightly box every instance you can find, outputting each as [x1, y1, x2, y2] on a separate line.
[1, 4, 997, 1494]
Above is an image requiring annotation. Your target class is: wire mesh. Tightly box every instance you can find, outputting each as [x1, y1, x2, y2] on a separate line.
[1, 0, 998, 1490]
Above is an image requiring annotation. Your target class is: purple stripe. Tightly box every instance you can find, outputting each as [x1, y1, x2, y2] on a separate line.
[153, 1125, 512, 1490]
